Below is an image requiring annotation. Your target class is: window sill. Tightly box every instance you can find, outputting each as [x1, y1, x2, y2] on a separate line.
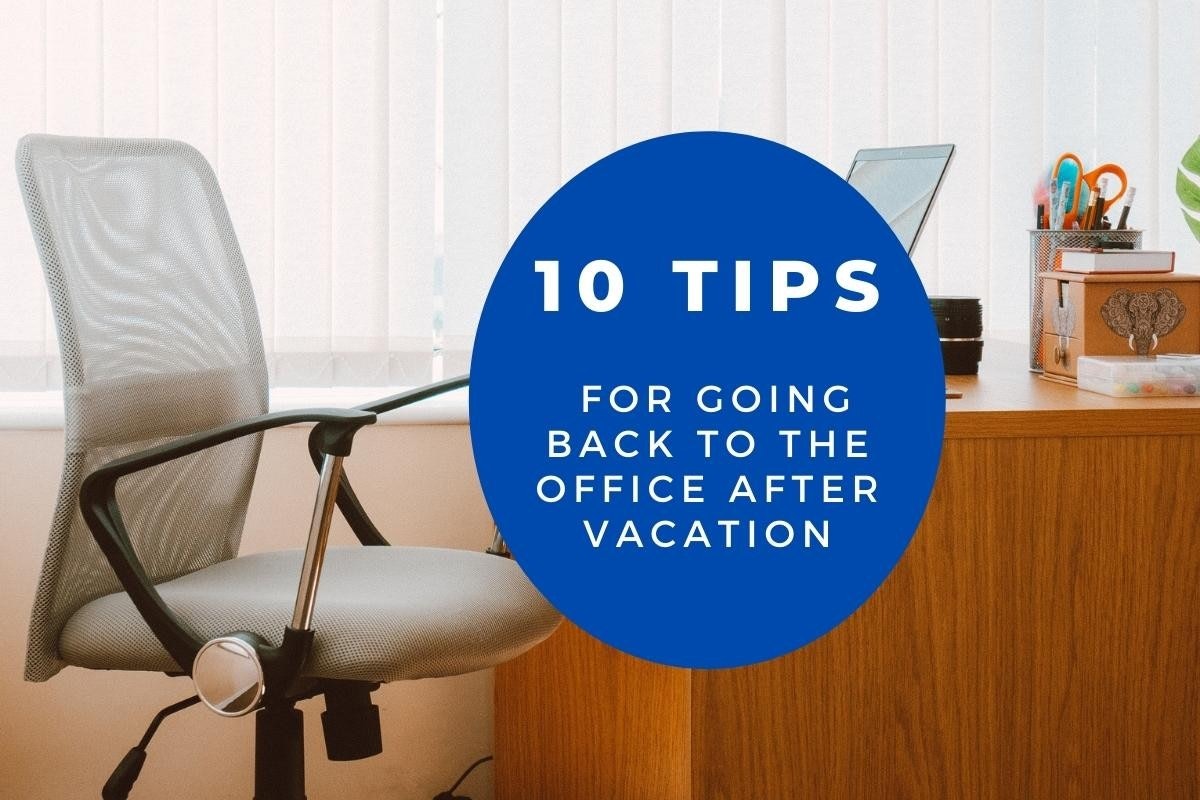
[0, 386, 469, 431]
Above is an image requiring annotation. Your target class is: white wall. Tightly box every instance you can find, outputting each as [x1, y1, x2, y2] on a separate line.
[0, 423, 498, 800]
[7, 1, 1200, 388]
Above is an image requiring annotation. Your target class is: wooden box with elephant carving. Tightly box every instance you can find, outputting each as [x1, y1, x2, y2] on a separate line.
[1039, 270, 1200, 382]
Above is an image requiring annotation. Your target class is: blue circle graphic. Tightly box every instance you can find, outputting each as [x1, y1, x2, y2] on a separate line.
[470, 132, 945, 668]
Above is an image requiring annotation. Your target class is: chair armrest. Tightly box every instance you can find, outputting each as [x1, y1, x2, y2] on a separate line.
[307, 376, 468, 546]
[79, 407, 377, 673]
[355, 374, 469, 416]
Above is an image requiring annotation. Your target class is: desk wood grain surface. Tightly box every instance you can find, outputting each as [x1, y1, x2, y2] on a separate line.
[496, 341, 1200, 800]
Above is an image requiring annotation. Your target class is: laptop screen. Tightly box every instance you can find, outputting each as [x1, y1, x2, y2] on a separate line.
[846, 144, 954, 255]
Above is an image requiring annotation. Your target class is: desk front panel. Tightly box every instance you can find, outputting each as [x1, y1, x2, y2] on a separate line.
[693, 433, 1200, 799]
[498, 430, 1200, 799]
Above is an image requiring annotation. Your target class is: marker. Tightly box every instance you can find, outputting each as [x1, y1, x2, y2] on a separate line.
[1052, 180, 1071, 230]
[1117, 186, 1137, 229]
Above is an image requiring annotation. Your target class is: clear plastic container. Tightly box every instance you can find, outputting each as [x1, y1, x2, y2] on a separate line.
[1076, 355, 1200, 398]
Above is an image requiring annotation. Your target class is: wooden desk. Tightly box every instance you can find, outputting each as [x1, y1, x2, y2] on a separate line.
[495, 342, 1200, 800]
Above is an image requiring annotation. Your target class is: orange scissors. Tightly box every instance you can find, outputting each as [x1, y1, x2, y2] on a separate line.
[1045, 152, 1127, 228]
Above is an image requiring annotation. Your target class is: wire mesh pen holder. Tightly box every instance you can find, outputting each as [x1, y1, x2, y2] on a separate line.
[1028, 228, 1143, 371]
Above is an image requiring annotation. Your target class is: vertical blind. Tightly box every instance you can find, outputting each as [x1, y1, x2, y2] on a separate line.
[1, 0, 1197, 390]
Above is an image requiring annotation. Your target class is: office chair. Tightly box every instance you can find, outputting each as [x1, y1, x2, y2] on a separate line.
[15, 135, 561, 799]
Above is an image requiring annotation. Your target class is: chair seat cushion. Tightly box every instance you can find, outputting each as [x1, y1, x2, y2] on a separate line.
[59, 546, 561, 683]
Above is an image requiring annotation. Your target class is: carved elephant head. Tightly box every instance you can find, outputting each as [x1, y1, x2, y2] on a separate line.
[1099, 288, 1187, 355]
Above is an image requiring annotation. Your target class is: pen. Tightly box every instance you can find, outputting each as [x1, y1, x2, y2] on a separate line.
[1037, 204, 1046, 229]
[1081, 191, 1098, 230]
[1091, 178, 1108, 230]
[1117, 186, 1136, 229]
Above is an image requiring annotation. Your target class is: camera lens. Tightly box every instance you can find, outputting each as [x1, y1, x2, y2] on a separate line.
[929, 296, 983, 375]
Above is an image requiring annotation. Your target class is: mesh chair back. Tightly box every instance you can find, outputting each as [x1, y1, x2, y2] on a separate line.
[16, 136, 269, 681]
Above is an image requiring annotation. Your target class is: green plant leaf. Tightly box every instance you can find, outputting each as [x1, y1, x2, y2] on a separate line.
[1183, 209, 1200, 243]
[1177, 138, 1200, 244]
[1178, 167, 1200, 213]
[1182, 136, 1200, 174]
